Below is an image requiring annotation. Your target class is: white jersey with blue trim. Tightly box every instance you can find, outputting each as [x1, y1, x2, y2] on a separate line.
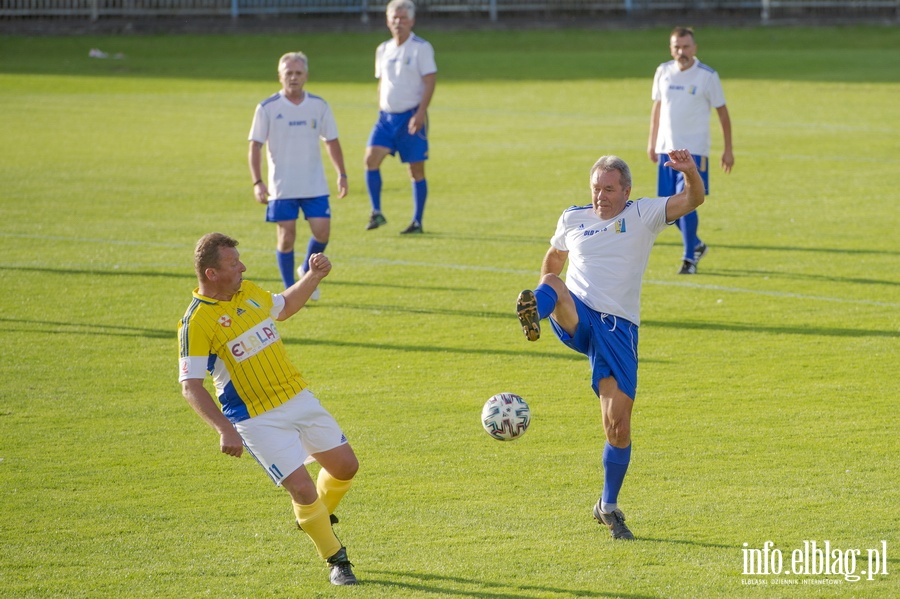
[550, 197, 671, 325]
[375, 33, 437, 113]
[651, 58, 726, 156]
[248, 91, 339, 200]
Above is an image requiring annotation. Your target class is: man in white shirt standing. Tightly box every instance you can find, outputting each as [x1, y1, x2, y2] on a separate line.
[249, 52, 348, 297]
[364, 0, 437, 235]
[648, 27, 733, 274]
[515, 150, 704, 540]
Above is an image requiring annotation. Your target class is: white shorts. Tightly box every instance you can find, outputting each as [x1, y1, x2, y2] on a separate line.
[234, 388, 347, 486]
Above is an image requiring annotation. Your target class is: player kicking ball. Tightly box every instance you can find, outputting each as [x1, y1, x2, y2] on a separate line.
[516, 151, 705, 540]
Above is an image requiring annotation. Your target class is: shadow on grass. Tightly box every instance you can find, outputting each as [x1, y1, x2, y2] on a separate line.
[283, 335, 583, 362]
[641, 319, 898, 339]
[361, 569, 659, 598]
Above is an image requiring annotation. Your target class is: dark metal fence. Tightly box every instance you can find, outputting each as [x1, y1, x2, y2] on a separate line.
[0, 0, 897, 23]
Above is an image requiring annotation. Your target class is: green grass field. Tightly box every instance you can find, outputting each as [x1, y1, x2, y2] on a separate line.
[0, 25, 898, 598]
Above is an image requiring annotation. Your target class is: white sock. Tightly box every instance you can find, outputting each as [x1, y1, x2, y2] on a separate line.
[601, 502, 618, 514]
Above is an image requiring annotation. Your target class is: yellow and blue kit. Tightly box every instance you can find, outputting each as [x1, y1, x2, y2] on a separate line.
[178, 281, 308, 423]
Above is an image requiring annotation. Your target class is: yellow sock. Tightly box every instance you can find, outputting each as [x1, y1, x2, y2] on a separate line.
[293, 498, 341, 560]
[316, 469, 353, 516]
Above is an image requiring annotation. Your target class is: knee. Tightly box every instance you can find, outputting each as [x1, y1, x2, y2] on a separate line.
[604, 419, 631, 447]
[364, 150, 382, 171]
[539, 273, 566, 295]
[284, 475, 317, 505]
[338, 456, 359, 481]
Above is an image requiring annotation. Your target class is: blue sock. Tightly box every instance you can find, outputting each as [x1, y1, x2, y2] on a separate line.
[677, 211, 700, 262]
[276, 251, 295, 288]
[300, 238, 328, 274]
[533, 283, 557, 320]
[601, 442, 632, 507]
[412, 179, 427, 224]
[366, 170, 382, 213]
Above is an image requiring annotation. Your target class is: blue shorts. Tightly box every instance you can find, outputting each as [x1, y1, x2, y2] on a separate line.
[657, 153, 710, 196]
[367, 107, 429, 164]
[549, 294, 639, 400]
[265, 196, 330, 223]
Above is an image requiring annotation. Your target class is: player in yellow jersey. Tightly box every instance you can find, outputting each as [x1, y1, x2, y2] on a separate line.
[178, 232, 359, 585]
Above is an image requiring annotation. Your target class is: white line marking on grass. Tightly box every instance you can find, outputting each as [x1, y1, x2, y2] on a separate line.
[3, 235, 896, 308]
[347, 257, 899, 308]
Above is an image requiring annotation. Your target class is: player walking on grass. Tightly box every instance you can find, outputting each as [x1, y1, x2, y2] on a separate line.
[364, 0, 437, 235]
[178, 233, 359, 585]
[648, 26, 733, 275]
[249, 52, 348, 297]
[516, 150, 704, 540]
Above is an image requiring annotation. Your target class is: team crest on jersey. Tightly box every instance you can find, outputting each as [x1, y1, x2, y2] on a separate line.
[598, 219, 627, 234]
[218, 315, 232, 327]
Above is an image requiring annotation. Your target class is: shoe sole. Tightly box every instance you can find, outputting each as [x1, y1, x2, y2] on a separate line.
[516, 290, 540, 342]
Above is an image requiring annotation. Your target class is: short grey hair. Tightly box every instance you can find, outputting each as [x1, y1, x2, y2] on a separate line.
[278, 51, 309, 72]
[590, 155, 632, 190]
[386, 0, 415, 18]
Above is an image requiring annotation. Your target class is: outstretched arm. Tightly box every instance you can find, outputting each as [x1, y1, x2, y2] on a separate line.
[664, 149, 705, 222]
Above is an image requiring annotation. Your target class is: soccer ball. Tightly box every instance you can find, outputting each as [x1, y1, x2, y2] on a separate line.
[481, 393, 531, 441]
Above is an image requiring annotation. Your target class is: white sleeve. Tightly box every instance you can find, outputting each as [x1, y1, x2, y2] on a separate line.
[549, 211, 569, 251]
[248, 103, 268, 143]
[650, 65, 664, 101]
[418, 41, 437, 76]
[178, 356, 208, 382]
[319, 102, 339, 142]
[270, 293, 286, 319]
[707, 71, 726, 109]
[374, 42, 385, 79]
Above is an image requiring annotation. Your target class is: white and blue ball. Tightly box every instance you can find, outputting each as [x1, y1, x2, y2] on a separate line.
[481, 393, 531, 441]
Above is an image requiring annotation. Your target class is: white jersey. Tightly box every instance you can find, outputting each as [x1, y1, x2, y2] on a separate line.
[651, 58, 726, 156]
[550, 198, 671, 325]
[375, 34, 437, 113]
[248, 91, 339, 200]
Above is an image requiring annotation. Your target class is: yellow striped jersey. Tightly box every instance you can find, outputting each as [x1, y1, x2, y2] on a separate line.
[178, 281, 308, 422]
